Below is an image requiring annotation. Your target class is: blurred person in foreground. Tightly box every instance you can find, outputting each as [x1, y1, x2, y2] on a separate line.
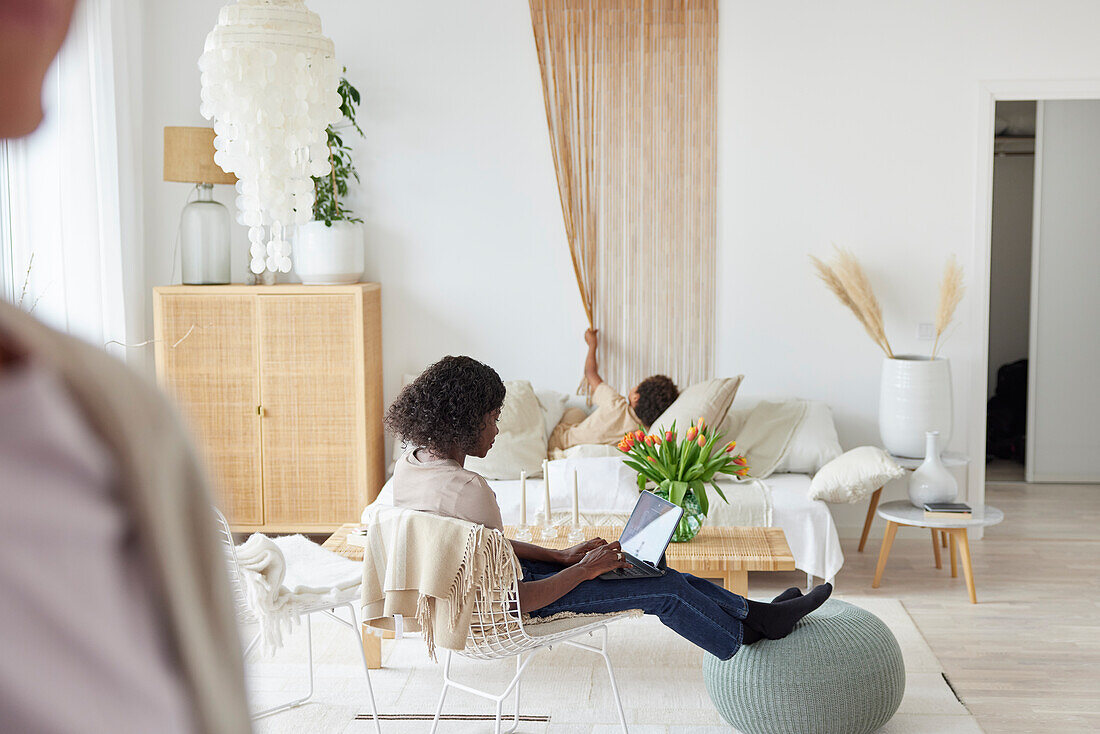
[0, 1, 250, 732]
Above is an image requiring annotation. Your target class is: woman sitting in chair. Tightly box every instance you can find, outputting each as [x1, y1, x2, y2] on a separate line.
[385, 355, 832, 660]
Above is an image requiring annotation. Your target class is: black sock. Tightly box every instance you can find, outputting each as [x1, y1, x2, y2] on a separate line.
[771, 587, 802, 603]
[742, 583, 832, 642]
[741, 587, 807, 645]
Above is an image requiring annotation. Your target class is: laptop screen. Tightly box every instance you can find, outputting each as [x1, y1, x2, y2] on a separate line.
[618, 491, 683, 565]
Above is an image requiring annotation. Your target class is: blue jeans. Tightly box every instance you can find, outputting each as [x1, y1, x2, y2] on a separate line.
[521, 559, 748, 660]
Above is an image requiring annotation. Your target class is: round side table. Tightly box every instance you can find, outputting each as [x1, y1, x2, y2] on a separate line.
[856, 451, 971, 554]
[871, 500, 1003, 603]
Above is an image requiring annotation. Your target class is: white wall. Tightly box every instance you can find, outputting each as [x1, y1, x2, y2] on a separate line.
[141, 0, 1100, 534]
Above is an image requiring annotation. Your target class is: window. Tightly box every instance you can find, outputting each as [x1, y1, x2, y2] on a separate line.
[0, 140, 14, 304]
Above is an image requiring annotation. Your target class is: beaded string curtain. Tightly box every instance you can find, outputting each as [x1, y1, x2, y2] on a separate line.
[529, 0, 718, 395]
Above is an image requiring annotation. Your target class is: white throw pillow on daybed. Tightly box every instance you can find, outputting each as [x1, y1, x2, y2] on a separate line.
[808, 446, 905, 503]
[773, 400, 843, 474]
[534, 388, 570, 438]
[650, 376, 744, 434]
[465, 380, 547, 479]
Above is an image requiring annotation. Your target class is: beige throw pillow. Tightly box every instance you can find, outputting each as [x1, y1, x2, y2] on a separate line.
[465, 380, 548, 479]
[808, 446, 906, 503]
[649, 376, 744, 435]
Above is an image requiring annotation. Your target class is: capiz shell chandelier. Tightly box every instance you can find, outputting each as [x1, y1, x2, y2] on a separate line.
[199, 0, 341, 275]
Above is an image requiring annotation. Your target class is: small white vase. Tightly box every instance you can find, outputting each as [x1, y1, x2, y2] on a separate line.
[879, 355, 952, 458]
[908, 431, 958, 508]
[293, 220, 365, 284]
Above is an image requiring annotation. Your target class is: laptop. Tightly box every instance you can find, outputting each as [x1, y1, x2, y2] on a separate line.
[599, 490, 684, 580]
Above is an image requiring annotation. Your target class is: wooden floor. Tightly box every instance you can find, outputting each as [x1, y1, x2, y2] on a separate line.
[752, 475, 1100, 733]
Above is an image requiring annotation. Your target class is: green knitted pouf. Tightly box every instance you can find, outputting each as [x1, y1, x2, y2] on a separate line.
[702, 599, 904, 734]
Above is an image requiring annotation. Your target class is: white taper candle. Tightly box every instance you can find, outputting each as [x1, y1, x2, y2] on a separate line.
[542, 460, 551, 525]
[519, 470, 527, 526]
[572, 469, 580, 525]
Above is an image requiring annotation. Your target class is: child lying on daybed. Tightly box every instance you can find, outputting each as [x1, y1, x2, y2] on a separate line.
[548, 329, 679, 452]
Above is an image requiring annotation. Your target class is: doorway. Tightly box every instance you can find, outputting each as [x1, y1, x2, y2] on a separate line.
[985, 101, 1035, 483]
[980, 94, 1100, 486]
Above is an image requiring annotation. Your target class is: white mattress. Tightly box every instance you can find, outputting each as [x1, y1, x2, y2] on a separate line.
[377, 465, 843, 583]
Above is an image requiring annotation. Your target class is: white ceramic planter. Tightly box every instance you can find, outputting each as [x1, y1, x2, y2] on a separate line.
[879, 356, 952, 459]
[908, 431, 958, 507]
[293, 220, 365, 284]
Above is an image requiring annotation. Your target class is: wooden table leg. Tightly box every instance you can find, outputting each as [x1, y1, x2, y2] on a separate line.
[858, 487, 883, 553]
[362, 623, 383, 669]
[941, 530, 948, 548]
[954, 529, 977, 603]
[949, 534, 957, 578]
[725, 570, 748, 598]
[931, 527, 942, 569]
[871, 521, 899, 588]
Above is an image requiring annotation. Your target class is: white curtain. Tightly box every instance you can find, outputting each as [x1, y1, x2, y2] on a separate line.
[3, 0, 144, 365]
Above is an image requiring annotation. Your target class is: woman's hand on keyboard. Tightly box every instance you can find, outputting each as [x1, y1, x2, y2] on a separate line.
[575, 541, 632, 580]
[555, 537, 608, 565]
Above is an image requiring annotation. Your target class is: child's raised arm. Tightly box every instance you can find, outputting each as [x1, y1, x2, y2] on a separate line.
[584, 328, 603, 392]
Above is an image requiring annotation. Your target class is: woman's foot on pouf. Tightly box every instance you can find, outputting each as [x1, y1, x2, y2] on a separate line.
[742, 583, 832, 644]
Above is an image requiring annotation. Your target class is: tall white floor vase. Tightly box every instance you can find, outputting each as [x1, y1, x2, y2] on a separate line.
[879, 356, 952, 459]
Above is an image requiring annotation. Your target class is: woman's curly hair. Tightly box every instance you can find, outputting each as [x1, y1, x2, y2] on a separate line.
[385, 355, 506, 455]
[634, 374, 679, 427]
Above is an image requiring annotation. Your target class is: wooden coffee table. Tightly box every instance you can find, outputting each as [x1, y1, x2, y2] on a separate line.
[323, 523, 794, 668]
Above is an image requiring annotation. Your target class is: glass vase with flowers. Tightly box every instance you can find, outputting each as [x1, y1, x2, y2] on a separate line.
[617, 418, 750, 541]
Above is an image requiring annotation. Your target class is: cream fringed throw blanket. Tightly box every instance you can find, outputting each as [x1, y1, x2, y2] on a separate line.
[361, 505, 519, 659]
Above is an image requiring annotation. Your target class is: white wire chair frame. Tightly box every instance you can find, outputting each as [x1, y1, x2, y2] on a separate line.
[213, 508, 380, 730]
[430, 536, 634, 734]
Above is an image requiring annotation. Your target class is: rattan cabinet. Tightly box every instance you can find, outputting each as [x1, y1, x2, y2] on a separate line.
[153, 284, 384, 532]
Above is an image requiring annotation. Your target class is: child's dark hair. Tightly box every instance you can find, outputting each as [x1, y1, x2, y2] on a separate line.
[385, 356, 506, 455]
[635, 374, 679, 427]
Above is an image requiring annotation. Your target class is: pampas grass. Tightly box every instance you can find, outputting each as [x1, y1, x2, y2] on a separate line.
[811, 247, 966, 361]
[810, 247, 894, 357]
[932, 255, 965, 359]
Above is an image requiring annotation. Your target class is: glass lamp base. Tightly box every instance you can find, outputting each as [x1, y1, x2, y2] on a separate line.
[180, 185, 231, 284]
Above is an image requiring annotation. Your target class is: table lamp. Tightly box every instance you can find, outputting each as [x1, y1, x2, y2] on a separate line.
[163, 126, 237, 284]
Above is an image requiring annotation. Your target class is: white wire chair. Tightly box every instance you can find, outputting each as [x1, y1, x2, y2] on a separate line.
[213, 508, 380, 731]
[430, 531, 635, 734]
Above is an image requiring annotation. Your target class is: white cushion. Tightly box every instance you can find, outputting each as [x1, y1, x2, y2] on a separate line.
[719, 405, 753, 439]
[808, 446, 905, 503]
[534, 388, 569, 439]
[465, 380, 548, 479]
[649, 376, 744, 434]
[774, 401, 843, 474]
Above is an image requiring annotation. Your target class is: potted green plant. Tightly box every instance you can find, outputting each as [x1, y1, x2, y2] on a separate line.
[617, 418, 750, 541]
[294, 73, 366, 284]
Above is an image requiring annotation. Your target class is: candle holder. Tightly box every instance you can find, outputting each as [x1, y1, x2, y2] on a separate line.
[513, 524, 533, 542]
[567, 522, 585, 544]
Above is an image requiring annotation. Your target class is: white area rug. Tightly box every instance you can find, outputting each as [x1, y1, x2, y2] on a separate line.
[249, 596, 981, 733]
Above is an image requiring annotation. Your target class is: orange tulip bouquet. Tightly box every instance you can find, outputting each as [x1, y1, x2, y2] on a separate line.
[617, 418, 750, 541]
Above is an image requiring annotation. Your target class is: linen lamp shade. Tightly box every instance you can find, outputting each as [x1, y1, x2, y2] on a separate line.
[164, 126, 234, 284]
[163, 126, 236, 185]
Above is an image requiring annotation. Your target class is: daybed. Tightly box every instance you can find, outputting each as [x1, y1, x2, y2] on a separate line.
[378, 378, 847, 585]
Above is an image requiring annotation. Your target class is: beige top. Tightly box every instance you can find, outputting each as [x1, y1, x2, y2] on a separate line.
[392, 448, 504, 531]
[0, 362, 193, 734]
[0, 302, 250, 734]
[549, 382, 643, 450]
